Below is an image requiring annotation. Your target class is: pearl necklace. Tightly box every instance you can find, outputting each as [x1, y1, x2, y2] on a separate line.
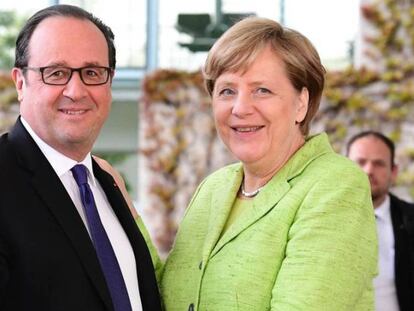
[241, 182, 264, 198]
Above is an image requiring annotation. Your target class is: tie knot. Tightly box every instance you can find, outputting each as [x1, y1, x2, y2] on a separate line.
[71, 164, 88, 186]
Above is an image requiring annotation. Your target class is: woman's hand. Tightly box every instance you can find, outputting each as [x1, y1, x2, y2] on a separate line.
[93, 156, 139, 219]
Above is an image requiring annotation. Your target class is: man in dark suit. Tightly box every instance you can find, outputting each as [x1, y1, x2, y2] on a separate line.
[0, 5, 161, 311]
[347, 131, 414, 311]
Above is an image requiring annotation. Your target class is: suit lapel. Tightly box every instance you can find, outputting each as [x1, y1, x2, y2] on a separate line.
[390, 194, 414, 307]
[31, 165, 114, 310]
[93, 161, 161, 311]
[9, 119, 114, 311]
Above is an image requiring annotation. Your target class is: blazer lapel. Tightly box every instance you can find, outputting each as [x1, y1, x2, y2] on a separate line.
[201, 165, 242, 262]
[9, 119, 114, 311]
[209, 133, 333, 258]
[210, 171, 290, 258]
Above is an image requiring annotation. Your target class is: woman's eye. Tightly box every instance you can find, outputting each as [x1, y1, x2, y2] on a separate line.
[218, 88, 235, 96]
[256, 87, 271, 94]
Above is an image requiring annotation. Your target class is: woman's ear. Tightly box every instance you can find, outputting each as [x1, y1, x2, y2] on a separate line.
[295, 87, 309, 124]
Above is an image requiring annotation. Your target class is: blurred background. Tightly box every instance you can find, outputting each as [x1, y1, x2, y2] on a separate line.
[0, 0, 359, 198]
[1, 0, 413, 254]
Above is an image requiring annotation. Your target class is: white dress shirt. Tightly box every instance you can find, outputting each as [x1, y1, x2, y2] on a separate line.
[374, 195, 399, 311]
[21, 117, 142, 311]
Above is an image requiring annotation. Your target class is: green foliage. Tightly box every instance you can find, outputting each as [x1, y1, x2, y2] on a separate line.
[0, 72, 18, 134]
[318, 0, 414, 198]
[0, 11, 25, 69]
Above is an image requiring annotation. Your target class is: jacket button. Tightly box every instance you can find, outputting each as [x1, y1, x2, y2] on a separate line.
[188, 303, 194, 311]
[199, 261, 202, 270]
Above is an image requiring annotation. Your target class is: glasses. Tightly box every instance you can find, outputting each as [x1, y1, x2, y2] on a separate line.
[23, 66, 113, 86]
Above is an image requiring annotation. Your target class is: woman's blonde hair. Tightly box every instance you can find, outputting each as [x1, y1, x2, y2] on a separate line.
[203, 17, 325, 136]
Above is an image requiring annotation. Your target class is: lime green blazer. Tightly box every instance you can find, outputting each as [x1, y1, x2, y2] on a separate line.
[161, 133, 377, 311]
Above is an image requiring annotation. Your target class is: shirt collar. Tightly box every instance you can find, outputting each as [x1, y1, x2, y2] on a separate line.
[375, 194, 391, 221]
[21, 117, 97, 186]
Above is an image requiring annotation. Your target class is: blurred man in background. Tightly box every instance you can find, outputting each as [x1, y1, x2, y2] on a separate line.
[347, 131, 414, 311]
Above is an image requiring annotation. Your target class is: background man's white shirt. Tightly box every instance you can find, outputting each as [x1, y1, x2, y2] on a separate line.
[374, 195, 399, 311]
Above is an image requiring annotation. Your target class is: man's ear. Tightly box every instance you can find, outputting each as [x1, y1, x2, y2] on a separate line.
[295, 87, 309, 124]
[11, 67, 25, 101]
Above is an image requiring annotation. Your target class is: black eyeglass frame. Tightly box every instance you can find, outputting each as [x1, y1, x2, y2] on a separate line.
[22, 66, 114, 86]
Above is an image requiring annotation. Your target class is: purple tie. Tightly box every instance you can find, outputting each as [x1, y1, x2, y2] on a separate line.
[71, 164, 132, 311]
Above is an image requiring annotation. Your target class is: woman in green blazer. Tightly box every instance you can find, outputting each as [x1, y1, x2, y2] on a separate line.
[99, 16, 377, 311]
[160, 17, 377, 310]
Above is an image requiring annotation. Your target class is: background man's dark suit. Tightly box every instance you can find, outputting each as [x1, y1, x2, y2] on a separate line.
[390, 194, 414, 311]
[0, 119, 161, 311]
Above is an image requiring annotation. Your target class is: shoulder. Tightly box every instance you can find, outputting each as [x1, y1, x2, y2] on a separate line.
[390, 194, 414, 236]
[183, 162, 241, 209]
[291, 151, 373, 218]
[196, 162, 243, 196]
[390, 193, 414, 218]
[289, 133, 369, 189]
[93, 156, 124, 186]
[0, 133, 16, 170]
[192, 162, 241, 196]
[0, 132, 11, 154]
[390, 193, 414, 207]
[305, 151, 369, 188]
[295, 151, 372, 208]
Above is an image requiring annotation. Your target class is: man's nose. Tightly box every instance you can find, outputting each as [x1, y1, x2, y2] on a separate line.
[62, 71, 88, 100]
[361, 162, 374, 175]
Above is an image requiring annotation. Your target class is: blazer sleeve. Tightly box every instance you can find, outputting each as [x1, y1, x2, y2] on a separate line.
[270, 167, 377, 310]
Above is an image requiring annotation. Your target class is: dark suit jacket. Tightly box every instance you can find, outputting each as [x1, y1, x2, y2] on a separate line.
[0, 118, 162, 311]
[390, 193, 414, 311]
